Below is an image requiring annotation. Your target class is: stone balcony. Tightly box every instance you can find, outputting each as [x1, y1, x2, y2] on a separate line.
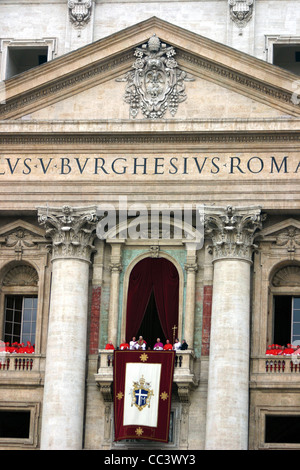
[0, 354, 45, 386]
[94, 349, 199, 403]
[250, 356, 300, 390]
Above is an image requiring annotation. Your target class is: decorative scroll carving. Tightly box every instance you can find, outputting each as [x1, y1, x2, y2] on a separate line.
[68, 0, 92, 29]
[204, 205, 264, 262]
[2, 264, 38, 287]
[38, 205, 98, 261]
[229, 0, 254, 30]
[117, 34, 194, 119]
[275, 227, 300, 257]
[2, 229, 37, 260]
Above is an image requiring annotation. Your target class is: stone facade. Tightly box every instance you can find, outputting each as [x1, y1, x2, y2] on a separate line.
[0, 1, 300, 451]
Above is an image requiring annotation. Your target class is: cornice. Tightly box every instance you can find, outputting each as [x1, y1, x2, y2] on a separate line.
[0, 131, 300, 148]
[0, 17, 300, 120]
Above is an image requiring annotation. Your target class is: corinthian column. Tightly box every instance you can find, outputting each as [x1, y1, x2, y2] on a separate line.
[38, 205, 98, 450]
[204, 206, 263, 450]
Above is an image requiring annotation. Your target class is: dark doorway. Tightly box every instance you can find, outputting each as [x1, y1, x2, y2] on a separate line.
[126, 257, 179, 346]
[0, 410, 30, 438]
[273, 295, 292, 345]
[136, 290, 166, 349]
[266, 415, 300, 443]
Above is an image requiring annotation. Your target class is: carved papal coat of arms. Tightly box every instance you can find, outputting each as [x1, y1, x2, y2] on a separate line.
[118, 34, 194, 119]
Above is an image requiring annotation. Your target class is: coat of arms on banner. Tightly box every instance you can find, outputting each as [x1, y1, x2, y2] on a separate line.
[131, 375, 154, 411]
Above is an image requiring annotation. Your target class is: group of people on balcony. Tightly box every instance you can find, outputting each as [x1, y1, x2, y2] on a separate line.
[265, 343, 300, 355]
[105, 336, 188, 351]
[0, 341, 35, 354]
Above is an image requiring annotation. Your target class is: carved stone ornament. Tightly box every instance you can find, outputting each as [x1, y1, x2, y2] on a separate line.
[38, 205, 98, 261]
[68, 0, 92, 29]
[229, 0, 254, 29]
[2, 264, 39, 287]
[117, 34, 194, 119]
[275, 227, 300, 257]
[204, 205, 264, 262]
[272, 266, 300, 288]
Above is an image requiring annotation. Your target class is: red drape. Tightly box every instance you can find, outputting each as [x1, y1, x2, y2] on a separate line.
[126, 257, 179, 343]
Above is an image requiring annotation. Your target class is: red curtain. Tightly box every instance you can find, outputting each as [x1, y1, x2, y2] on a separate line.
[126, 257, 179, 343]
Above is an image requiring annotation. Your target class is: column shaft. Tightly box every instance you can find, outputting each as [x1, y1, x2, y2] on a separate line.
[205, 258, 251, 450]
[204, 205, 263, 450]
[38, 205, 98, 450]
[40, 258, 89, 450]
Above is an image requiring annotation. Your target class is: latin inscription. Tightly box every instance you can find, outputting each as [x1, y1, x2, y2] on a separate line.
[0, 154, 297, 179]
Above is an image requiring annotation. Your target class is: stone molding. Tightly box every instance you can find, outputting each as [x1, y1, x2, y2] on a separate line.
[2, 131, 300, 147]
[1, 16, 300, 120]
[37, 205, 98, 262]
[204, 205, 264, 262]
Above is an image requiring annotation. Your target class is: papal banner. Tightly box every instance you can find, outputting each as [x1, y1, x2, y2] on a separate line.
[113, 350, 175, 443]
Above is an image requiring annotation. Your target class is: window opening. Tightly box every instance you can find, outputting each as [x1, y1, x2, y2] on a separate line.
[265, 415, 300, 444]
[273, 295, 300, 346]
[6, 46, 48, 79]
[273, 44, 300, 75]
[0, 410, 30, 439]
[4, 295, 37, 345]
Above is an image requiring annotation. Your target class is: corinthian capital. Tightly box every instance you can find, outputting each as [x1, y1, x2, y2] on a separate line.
[38, 205, 98, 261]
[204, 206, 264, 262]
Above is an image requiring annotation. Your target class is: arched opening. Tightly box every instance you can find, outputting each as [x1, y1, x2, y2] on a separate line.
[0, 262, 38, 352]
[125, 257, 179, 349]
[270, 263, 300, 347]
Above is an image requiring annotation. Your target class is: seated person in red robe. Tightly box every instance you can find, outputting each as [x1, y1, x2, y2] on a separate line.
[163, 340, 173, 350]
[119, 341, 129, 350]
[265, 344, 274, 355]
[25, 341, 35, 354]
[282, 343, 295, 355]
[105, 341, 115, 350]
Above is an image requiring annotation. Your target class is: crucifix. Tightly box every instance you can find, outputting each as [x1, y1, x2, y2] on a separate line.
[172, 325, 177, 344]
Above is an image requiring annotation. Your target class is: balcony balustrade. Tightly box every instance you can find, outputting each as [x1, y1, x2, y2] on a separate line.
[95, 349, 199, 403]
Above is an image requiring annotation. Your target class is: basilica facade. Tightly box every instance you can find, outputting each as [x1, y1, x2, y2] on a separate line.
[0, 0, 300, 450]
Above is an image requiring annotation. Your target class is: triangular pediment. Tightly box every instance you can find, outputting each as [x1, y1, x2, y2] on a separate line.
[1, 17, 300, 120]
[257, 218, 300, 242]
[0, 220, 45, 241]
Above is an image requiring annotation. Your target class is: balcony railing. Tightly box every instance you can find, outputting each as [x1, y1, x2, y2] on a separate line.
[251, 356, 300, 374]
[0, 353, 45, 376]
[95, 349, 199, 402]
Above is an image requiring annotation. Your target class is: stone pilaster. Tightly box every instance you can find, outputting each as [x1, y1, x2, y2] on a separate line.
[107, 240, 124, 347]
[38, 205, 98, 450]
[184, 243, 198, 349]
[204, 205, 263, 450]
